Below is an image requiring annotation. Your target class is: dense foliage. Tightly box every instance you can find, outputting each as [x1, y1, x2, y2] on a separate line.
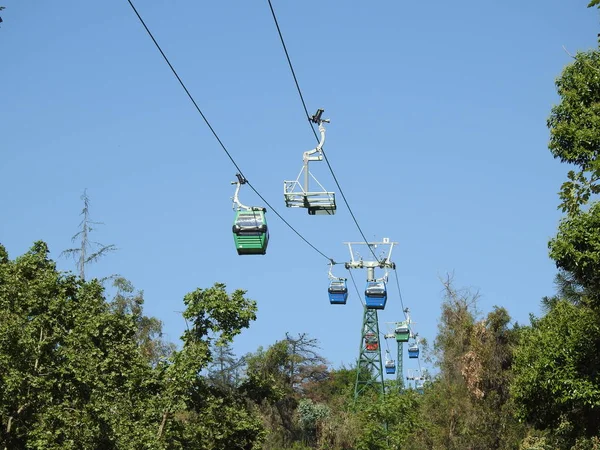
[0, 242, 536, 449]
[0, 243, 262, 449]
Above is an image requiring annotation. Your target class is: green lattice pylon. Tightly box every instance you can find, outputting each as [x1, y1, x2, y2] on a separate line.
[396, 340, 404, 390]
[354, 307, 384, 401]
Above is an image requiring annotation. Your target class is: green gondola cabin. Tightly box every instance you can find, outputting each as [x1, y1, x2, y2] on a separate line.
[395, 323, 410, 343]
[232, 207, 269, 255]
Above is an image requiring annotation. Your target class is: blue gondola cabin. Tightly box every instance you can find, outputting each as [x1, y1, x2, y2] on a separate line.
[364, 281, 387, 309]
[408, 343, 419, 359]
[385, 360, 396, 374]
[328, 279, 348, 305]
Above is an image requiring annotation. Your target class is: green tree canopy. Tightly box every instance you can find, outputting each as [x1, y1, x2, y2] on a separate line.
[512, 301, 600, 447]
[0, 242, 264, 449]
[547, 50, 600, 215]
[549, 202, 600, 305]
[0, 242, 156, 448]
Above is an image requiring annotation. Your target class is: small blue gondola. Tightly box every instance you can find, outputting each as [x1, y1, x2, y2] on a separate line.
[328, 279, 348, 305]
[385, 359, 396, 374]
[364, 281, 387, 309]
[408, 343, 419, 359]
[416, 380, 425, 394]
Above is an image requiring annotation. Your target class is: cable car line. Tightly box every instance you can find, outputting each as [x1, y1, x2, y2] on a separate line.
[391, 266, 424, 380]
[247, 180, 334, 261]
[125, 0, 336, 263]
[392, 267, 424, 380]
[347, 269, 366, 308]
[392, 267, 408, 320]
[125, 0, 240, 175]
[266, 0, 311, 135]
[392, 267, 424, 374]
[267, 0, 380, 263]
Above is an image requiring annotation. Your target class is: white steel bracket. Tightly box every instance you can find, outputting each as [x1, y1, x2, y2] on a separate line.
[283, 110, 336, 215]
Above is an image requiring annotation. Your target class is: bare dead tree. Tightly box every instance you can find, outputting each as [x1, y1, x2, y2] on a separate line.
[285, 332, 328, 391]
[61, 190, 116, 280]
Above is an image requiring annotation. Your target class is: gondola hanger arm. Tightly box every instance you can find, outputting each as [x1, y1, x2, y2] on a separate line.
[328, 261, 346, 281]
[304, 109, 330, 163]
[231, 174, 251, 210]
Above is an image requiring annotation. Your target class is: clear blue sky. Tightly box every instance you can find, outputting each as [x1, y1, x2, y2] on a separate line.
[1, 1, 598, 376]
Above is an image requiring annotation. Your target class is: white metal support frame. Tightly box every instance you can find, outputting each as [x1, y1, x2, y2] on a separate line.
[283, 109, 336, 215]
[385, 349, 394, 364]
[385, 309, 416, 335]
[328, 261, 347, 282]
[232, 174, 264, 213]
[231, 176, 250, 211]
[406, 368, 422, 381]
[344, 238, 398, 281]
